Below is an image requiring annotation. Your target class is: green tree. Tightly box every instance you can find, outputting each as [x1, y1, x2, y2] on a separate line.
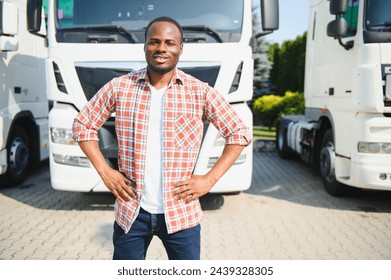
[268, 43, 280, 92]
[252, 4, 272, 88]
[268, 32, 307, 96]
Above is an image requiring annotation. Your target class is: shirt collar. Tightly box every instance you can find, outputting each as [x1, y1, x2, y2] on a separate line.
[132, 67, 184, 86]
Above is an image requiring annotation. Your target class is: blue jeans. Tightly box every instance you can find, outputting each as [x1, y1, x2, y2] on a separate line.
[113, 208, 201, 260]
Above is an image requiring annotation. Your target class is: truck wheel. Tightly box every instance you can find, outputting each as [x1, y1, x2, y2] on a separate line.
[276, 121, 292, 158]
[319, 129, 349, 196]
[6, 125, 30, 185]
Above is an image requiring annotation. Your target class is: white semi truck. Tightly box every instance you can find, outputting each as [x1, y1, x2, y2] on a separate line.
[30, 0, 278, 193]
[276, 0, 391, 196]
[0, 0, 49, 185]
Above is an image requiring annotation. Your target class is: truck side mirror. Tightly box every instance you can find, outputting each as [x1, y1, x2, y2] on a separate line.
[253, 0, 279, 40]
[0, 1, 19, 51]
[327, 0, 353, 50]
[330, 0, 348, 15]
[327, 17, 348, 38]
[27, 0, 43, 34]
[260, 0, 279, 31]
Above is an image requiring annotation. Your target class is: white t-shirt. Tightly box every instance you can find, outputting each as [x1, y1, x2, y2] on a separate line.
[140, 85, 166, 214]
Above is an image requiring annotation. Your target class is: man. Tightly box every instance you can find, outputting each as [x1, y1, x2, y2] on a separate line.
[72, 16, 251, 260]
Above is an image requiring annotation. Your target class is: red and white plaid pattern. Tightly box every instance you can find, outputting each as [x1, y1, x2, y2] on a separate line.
[73, 68, 251, 234]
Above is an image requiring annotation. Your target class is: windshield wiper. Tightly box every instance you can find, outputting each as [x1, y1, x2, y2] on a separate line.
[368, 21, 391, 27]
[182, 25, 223, 43]
[60, 25, 138, 43]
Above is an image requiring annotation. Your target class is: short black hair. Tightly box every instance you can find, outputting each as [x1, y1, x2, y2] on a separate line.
[144, 16, 183, 43]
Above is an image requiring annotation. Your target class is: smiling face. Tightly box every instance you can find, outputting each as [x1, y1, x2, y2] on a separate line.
[144, 21, 183, 78]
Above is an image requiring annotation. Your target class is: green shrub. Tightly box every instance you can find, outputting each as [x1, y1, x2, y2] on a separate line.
[253, 94, 282, 128]
[252, 91, 304, 128]
[279, 91, 305, 115]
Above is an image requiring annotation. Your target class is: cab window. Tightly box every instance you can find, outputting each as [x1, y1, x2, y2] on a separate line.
[341, 0, 359, 37]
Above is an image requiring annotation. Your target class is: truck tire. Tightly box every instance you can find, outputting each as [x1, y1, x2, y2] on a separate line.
[319, 129, 350, 196]
[6, 125, 30, 185]
[276, 121, 292, 158]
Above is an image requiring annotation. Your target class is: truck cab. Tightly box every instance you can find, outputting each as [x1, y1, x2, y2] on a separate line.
[35, 0, 278, 193]
[0, 0, 49, 185]
[277, 0, 391, 196]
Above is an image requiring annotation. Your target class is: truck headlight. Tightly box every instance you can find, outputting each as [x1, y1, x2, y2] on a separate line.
[207, 154, 246, 168]
[382, 143, 391, 154]
[51, 128, 76, 145]
[358, 142, 391, 154]
[52, 154, 90, 167]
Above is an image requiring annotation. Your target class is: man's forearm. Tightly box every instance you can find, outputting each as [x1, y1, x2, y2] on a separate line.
[77, 140, 137, 202]
[78, 141, 111, 176]
[172, 144, 246, 203]
[206, 144, 245, 185]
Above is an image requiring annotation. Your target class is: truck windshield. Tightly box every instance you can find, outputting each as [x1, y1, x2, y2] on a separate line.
[363, 0, 391, 43]
[55, 0, 243, 43]
[365, 0, 391, 31]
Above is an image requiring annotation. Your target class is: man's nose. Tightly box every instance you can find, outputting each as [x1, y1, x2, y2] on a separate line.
[156, 42, 167, 52]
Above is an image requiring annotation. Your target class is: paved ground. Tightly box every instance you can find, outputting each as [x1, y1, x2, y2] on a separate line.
[1, 141, 391, 260]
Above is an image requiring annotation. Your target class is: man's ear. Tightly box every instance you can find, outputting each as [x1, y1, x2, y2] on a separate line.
[179, 43, 183, 55]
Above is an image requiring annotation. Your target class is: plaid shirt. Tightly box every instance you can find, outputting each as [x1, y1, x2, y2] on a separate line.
[73, 68, 251, 234]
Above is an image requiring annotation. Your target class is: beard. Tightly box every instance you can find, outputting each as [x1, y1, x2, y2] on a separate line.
[147, 63, 175, 74]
